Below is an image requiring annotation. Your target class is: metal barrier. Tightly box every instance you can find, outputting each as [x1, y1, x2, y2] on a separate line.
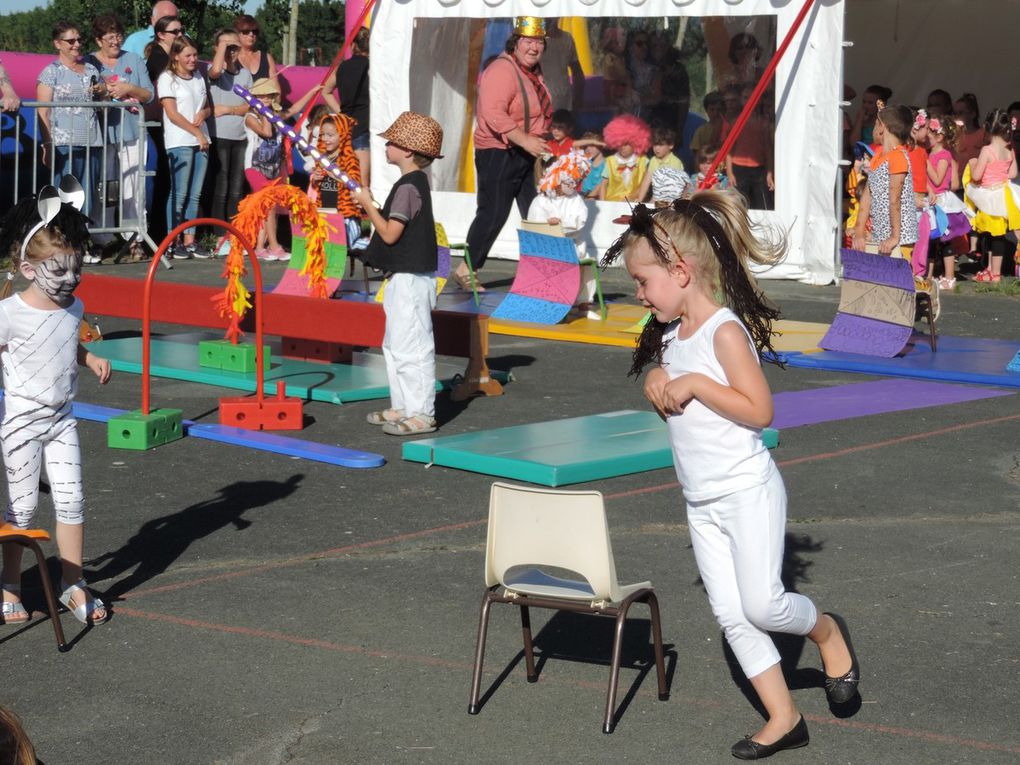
[0, 99, 169, 266]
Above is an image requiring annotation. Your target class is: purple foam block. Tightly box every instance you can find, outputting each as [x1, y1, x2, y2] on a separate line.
[820, 313, 912, 357]
[841, 248, 915, 290]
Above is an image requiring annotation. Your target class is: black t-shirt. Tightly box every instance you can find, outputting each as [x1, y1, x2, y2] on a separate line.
[146, 46, 169, 84]
[336, 55, 369, 139]
[319, 174, 339, 210]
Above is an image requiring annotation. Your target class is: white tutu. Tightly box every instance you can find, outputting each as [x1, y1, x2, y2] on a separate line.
[965, 182, 1020, 217]
[935, 190, 968, 215]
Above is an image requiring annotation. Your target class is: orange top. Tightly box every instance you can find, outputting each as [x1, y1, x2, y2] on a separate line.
[871, 146, 909, 175]
[908, 145, 928, 194]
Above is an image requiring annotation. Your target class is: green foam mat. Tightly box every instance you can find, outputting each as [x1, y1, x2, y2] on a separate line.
[90, 332, 476, 404]
[403, 410, 778, 486]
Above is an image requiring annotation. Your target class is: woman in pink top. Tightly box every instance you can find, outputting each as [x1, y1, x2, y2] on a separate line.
[457, 16, 551, 291]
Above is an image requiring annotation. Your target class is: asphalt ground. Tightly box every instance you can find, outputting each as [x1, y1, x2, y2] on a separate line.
[2, 254, 1019, 764]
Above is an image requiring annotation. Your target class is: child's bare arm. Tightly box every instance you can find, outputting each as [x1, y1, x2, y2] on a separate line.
[352, 187, 406, 244]
[78, 344, 112, 384]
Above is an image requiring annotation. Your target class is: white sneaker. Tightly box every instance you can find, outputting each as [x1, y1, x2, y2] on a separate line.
[83, 253, 102, 265]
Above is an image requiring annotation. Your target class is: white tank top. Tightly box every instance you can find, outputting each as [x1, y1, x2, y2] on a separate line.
[661, 306, 774, 501]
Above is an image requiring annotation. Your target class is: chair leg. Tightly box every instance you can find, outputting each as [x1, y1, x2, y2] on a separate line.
[21, 539, 66, 652]
[602, 605, 631, 734]
[468, 590, 495, 714]
[591, 265, 607, 320]
[644, 592, 668, 700]
[519, 605, 537, 682]
[928, 313, 937, 352]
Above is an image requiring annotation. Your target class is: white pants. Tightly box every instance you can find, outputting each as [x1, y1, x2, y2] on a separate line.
[686, 468, 818, 679]
[1, 397, 84, 528]
[382, 272, 437, 418]
[120, 140, 141, 226]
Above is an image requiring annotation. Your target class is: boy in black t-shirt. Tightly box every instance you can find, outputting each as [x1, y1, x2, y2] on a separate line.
[353, 111, 443, 435]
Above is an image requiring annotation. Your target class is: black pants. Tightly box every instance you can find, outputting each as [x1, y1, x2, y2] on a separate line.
[147, 125, 171, 243]
[211, 138, 247, 223]
[731, 165, 773, 211]
[465, 147, 537, 270]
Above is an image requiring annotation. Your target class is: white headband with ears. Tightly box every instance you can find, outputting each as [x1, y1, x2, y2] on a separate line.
[18, 175, 86, 264]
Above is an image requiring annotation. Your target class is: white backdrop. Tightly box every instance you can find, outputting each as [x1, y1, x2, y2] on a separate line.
[368, 0, 845, 285]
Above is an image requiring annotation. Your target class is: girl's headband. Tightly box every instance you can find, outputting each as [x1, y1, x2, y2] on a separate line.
[913, 109, 928, 131]
[18, 176, 86, 263]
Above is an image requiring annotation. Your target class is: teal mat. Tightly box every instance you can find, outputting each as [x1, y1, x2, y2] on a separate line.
[403, 410, 778, 487]
[90, 332, 478, 404]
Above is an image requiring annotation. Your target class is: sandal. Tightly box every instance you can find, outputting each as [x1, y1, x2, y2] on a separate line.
[1, 583, 29, 625]
[937, 277, 956, 290]
[382, 414, 437, 436]
[453, 270, 485, 293]
[59, 579, 108, 625]
[974, 270, 1001, 283]
[366, 408, 404, 425]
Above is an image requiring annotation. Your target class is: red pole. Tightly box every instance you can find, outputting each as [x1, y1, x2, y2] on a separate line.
[698, 0, 818, 189]
[141, 219, 262, 414]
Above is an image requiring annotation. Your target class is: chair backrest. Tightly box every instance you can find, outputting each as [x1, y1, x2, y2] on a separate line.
[484, 482, 624, 602]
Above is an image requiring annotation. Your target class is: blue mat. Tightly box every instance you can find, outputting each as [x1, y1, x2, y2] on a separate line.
[71, 401, 384, 468]
[780, 334, 1020, 388]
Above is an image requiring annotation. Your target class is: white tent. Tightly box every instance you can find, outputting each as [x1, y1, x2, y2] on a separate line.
[367, 0, 845, 285]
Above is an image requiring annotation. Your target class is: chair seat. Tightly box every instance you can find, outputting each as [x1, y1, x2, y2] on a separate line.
[503, 567, 650, 604]
[0, 522, 50, 542]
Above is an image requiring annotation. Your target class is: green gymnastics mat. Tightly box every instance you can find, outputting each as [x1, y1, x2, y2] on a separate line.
[402, 410, 778, 487]
[90, 332, 477, 404]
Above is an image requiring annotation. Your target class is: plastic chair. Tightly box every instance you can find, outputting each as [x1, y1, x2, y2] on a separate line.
[0, 523, 67, 651]
[468, 482, 667, 733]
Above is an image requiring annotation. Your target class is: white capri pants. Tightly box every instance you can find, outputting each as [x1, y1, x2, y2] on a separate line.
[1, 397, 85, 528]
[686, 467, 818, 679]
[382, 272, 438, 418]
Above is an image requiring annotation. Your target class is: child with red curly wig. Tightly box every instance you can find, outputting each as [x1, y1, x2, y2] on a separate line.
[597, 113, 651, 201]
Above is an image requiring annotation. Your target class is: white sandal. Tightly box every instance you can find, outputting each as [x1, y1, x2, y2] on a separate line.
[366, 408, 404, 425]
[59, 579, 108, 625]
[1, 583, 30, 625]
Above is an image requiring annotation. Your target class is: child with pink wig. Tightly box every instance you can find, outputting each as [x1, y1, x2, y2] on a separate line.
[597, 113, 651, 201]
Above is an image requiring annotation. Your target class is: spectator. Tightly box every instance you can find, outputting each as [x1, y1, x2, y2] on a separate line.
[725, 84, 774, 210]
[689, 91, 724, 158]
[599, 26, 632, 110]
[649, 32, 691, 139]
[540, 17, 585, 112]
[85, 14, 154, 261]
[0, 60, 20, 112]
[208, 28, 252, 223]
[849, 84, 891, 146]
[158, 35, 212, 259]
[728, 32, 764, 86]
[234, 15, 277, 83]
[624, 28, 660, 120]
[323, 26, 371, 188]
[953, 93, 986, 174]
[144, 14, 183, 241]
[123, 0, 179, 58]
[926, 89, 953, 118]
[36, 21, 104, 224]
[458, 16, 551, 291]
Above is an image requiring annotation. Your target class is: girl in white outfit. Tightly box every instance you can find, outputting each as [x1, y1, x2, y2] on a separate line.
[0, 186, 112, 626]
[602, 191, 860, 759]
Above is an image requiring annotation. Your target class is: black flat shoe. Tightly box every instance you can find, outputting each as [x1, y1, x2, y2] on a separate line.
[731, 716, 809, 760]
[824, 612, 860, 704]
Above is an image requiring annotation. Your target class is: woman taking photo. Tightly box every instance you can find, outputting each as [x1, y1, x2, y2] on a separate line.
[86, 14, 153, 260]
[36, 20, 103, 222]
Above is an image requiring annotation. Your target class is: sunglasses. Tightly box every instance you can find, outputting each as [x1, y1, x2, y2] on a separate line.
[163, 27, 184, 35]
[60, 37, 84, 45]
[239, 29, 259, 36]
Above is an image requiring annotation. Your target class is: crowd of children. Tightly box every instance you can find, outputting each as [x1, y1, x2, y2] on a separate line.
[845, 91, 1020, 291]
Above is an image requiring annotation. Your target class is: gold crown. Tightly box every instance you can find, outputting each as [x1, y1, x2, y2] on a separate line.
[513, 16, 547, 38]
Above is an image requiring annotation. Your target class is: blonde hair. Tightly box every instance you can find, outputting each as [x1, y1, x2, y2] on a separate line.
[2, 226, 74, 299]
[603, 189, 785, 374]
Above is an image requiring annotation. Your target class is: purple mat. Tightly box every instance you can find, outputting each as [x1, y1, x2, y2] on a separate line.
[772, 379, 1013, 430]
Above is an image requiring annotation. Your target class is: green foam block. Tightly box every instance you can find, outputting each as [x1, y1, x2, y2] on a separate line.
[107, 408, 184, 450]
[402, 410, 778, 487]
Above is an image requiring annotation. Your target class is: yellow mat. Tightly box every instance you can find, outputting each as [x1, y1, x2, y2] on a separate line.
[489, 304, 828, 352]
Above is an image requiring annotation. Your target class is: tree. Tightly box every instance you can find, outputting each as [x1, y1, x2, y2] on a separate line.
[256, 0, 344, 65]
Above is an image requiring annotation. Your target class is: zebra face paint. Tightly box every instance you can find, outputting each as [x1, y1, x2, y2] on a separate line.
[25, 251, 83, 304]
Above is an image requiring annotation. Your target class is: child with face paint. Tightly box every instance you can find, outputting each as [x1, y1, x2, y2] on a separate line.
[0, 186, 112, 627]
